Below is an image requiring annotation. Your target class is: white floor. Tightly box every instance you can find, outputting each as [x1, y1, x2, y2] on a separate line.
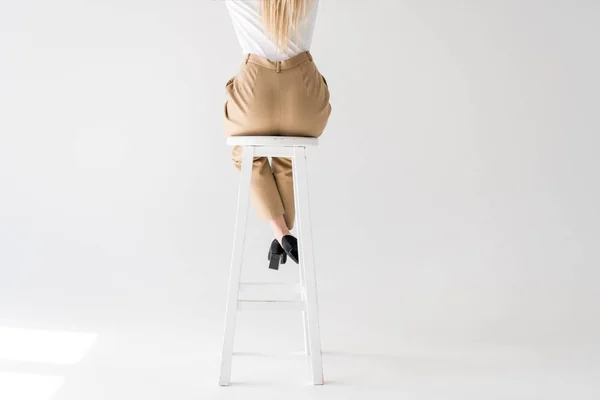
[1, 218, 599, 400]
[0, 310, 598, 400]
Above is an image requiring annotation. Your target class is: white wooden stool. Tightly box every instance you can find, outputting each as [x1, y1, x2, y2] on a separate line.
[219, 136, 324, 386]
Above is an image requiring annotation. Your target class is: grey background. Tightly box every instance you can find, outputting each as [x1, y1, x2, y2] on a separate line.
[0, 0, 599, 398]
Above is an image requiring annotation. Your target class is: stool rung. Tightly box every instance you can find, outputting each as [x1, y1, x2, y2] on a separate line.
[239, 282, 302, 294]
[237, 300, 306, 311]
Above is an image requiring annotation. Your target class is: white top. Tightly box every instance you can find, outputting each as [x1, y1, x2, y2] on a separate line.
[225, 0, 319, 62]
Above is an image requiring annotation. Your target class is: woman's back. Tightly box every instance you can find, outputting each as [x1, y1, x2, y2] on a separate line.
[225, 0, 320, 62]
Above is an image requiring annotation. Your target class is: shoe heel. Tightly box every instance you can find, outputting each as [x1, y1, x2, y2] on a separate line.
[269, 254, 281, 270]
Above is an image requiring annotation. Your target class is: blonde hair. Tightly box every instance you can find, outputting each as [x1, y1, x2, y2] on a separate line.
[261, 0, 311, 51]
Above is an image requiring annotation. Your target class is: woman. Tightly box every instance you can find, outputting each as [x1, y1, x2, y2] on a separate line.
[224, 0, 331, 270]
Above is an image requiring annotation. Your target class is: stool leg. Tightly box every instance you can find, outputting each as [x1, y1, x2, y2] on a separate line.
[295, 172, 310, 356]
[292, 146, 324, 385]
[219, 145, 254, 386]
[299, 256, 311, 355]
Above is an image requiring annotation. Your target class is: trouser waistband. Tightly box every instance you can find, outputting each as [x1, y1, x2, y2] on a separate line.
[245, 51, 313, 72]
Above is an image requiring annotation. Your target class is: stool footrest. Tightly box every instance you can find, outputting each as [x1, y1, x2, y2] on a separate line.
[239, 282, 302, 294]
[237, 300, 306, 311]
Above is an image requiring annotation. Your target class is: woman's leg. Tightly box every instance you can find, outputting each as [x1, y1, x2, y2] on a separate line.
[271, 157, 295, 230]
[269, 215, 291, 243]
[272, 58, 331, 232]
[231, 145, 288, 232]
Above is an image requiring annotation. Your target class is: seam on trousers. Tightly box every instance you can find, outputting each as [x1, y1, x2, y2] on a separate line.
[277, 71, 281, 134]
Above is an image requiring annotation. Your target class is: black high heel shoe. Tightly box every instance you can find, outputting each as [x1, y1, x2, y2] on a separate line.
[268, 239, 287, 270]
[281, 235, 299, 264]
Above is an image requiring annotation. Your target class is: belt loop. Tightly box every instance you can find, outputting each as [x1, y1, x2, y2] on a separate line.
[307, 51, 313, 62]
[245, 54, 251, 64]
[276, 61, 281, 73]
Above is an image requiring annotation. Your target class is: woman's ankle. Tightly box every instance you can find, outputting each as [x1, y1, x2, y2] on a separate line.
[269, 216, 290, 243]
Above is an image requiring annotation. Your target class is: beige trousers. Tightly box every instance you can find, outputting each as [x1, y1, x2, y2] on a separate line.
[224, 51, 331, 229]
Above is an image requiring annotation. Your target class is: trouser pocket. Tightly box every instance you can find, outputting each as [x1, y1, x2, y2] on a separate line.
[321, 74, 328, 87]
[225, 76, 235, 93]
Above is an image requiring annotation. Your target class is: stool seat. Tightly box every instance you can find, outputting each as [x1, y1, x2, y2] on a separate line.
[226, 136, 319, 148]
